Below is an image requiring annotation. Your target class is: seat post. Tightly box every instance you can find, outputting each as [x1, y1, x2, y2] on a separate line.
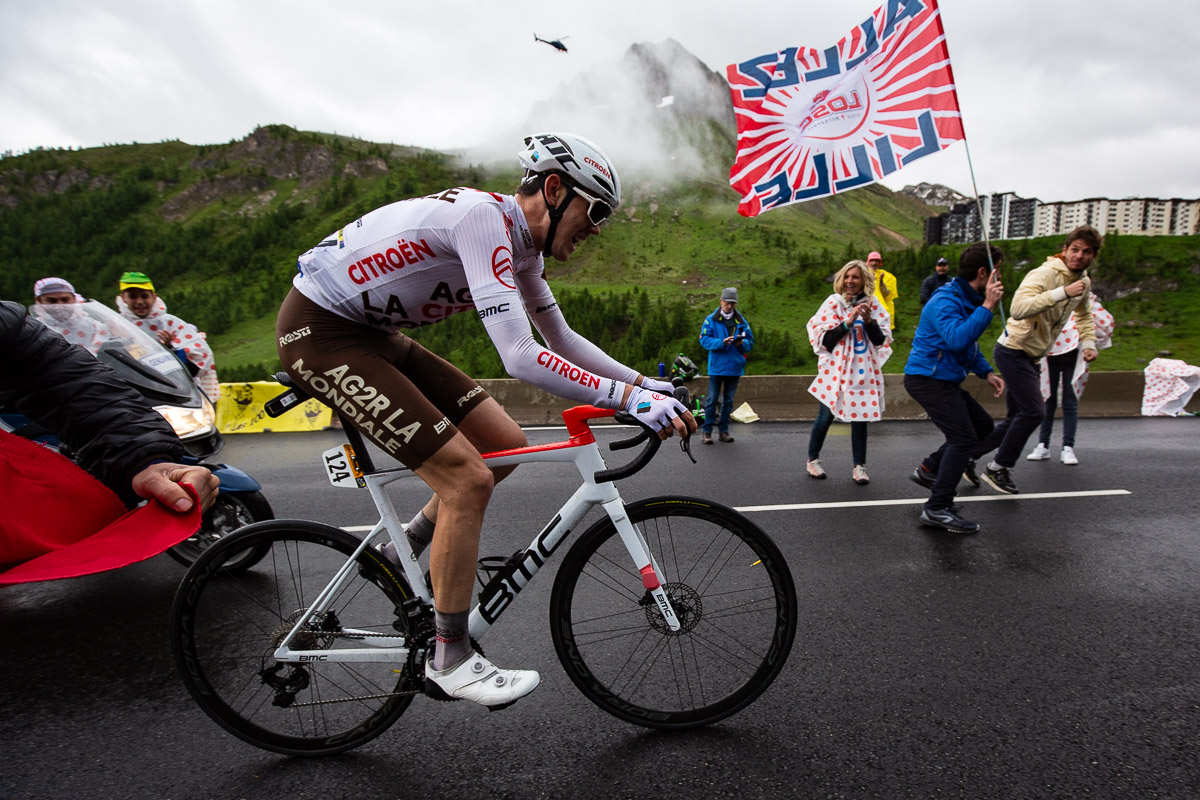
[338, 414, 378, 474]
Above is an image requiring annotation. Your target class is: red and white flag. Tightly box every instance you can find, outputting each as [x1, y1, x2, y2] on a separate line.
[726, 0, 963, 216]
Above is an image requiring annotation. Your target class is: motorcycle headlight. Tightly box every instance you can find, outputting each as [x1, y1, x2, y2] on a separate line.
[155, 396, 216, 439]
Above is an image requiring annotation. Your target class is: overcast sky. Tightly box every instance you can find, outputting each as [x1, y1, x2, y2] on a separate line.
[3, 0, 1198, 203]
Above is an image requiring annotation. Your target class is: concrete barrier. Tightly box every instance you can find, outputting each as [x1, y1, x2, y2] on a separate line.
[481, 371, 1196, 425]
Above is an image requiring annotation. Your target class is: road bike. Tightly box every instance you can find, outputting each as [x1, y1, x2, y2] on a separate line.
[171, 378, 797, 756]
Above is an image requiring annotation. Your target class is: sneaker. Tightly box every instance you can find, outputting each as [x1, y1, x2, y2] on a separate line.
[806, 459, 827, 479]
[981, 465, 1019, 495]
[719, 432, 735, 443]
[919, 506, 980, 534]
[909, 464, 936, 490]
[962, 459, 981, 488]
[1027, 443, 1051, 461]
[425, 652, 540, 709]
[852, 465, 869, 485]
[702, 432, 713, 445]
[1060, 446, 1079, 465]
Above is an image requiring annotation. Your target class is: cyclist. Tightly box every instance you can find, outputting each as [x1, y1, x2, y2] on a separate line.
[277, 132, 695, 708]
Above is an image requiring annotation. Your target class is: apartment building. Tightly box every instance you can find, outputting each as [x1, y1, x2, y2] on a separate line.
[928, 193, 1200, 244]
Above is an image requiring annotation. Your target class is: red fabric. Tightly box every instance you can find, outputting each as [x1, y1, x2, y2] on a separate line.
[0, 430, 201, 585]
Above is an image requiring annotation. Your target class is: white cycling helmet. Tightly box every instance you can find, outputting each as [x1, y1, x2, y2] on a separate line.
[518, 132, 621, 212]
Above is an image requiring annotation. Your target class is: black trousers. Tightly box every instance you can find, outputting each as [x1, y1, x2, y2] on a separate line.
[904, 374, 1005, 510]
[992, 344, 1046, 467]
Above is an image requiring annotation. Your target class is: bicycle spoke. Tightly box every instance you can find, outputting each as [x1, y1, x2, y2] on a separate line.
[551, 498, 795, 729]
[173, 523, 415, 756]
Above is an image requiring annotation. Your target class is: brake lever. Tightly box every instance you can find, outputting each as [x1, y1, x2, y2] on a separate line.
[669, 377, 697, 464]
[679, 430, 697, 464]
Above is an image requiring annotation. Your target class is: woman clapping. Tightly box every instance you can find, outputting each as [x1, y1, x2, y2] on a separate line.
[804, 260, 892, 484]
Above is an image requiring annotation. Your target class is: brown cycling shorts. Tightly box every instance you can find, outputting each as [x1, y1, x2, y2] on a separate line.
[276, 289, 489, 469]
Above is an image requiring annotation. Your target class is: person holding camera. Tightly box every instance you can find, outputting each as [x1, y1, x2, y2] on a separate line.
[804, 260, 892, 484]
[699, 287, 754, 444]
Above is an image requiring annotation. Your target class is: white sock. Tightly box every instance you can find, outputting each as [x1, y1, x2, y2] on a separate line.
[406, 510, 435, 557]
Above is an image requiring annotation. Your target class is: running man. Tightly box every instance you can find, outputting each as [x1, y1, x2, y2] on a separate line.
[277, 133, 694, 708]
[904, 243, 1006, 533]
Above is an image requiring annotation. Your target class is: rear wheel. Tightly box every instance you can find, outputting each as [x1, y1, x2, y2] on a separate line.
[171, 520, 417, 756]
[550, 497, 796, 729]
[167, 490, 273, 571]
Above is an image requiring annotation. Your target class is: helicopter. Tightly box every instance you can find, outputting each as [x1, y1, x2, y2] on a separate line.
[534, 33, 569, 52]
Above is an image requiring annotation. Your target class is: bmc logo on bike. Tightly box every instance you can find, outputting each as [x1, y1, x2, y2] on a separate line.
[299, 655, 329, 662]
[479, 515, 566, 624]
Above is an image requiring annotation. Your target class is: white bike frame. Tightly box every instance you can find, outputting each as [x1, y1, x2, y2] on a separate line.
[271, 406, 680, 665]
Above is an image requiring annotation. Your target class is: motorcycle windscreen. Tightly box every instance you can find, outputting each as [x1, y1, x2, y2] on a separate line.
[28, 300, 202, 407]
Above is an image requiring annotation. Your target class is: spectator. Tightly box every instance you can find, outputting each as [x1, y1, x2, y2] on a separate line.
[1, 299, 218, 512]
[699, 287, 754, 444]
[116, 272, 221, 400]
[804, 260, 892, 484]
[1027, 292, 1115, 465]
[29, 277, 109, 354]
[903, 243, 1007, 533]
[982, 226, 1100, 494]
[920, 257, 951, 305]
[32, 276, 80, 306]
[867, 251, 898, 330]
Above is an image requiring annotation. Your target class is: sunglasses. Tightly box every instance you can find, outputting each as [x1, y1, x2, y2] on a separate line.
[569, 184, 613, 227]
[38, 296, 76, 304]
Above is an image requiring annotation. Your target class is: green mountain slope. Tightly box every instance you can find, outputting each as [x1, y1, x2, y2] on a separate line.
[3, 126, 1198, 380]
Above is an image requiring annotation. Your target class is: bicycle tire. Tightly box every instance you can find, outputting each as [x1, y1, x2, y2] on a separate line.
[549, 496, 796, 729]
[171, 520, 416, 756]
[167, 491, 273, 571]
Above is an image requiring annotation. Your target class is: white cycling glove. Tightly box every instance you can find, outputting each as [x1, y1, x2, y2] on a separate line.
[639, 377, 675, 395]
[623, 386, 688, 432]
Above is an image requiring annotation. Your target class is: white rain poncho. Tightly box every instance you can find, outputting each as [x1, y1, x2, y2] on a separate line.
[1142, 358, 1200, 416]
[1039, 292, 1115, 401]
[806, 293, 892, 421]
[116, 295, 220, 400]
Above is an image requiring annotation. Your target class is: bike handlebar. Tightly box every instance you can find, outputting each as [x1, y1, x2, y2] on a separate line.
[593, 380, 695, 484]
[265, 370, 696, 484]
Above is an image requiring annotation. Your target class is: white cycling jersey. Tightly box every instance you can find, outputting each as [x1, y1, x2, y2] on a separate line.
[293, 187, 641, 407]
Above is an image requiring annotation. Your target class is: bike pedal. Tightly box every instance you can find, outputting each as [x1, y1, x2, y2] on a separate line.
[423, 680, 458, 703]
[486, 700, 516, 712]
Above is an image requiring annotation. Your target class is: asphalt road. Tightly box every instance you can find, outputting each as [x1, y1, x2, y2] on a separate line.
[3, 417, 1198, 799]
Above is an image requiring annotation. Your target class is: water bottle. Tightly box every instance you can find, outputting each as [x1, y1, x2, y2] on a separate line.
[658, 361, 665, 377]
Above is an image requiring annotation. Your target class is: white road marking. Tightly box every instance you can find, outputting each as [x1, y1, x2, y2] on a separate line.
[340, 490, 1131, 530]
[734, 489, 1132, 513]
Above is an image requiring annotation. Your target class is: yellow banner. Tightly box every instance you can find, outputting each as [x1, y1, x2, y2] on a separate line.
[216, 381, 332, 434]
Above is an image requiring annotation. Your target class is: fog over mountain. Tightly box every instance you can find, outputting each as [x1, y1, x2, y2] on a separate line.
[465, 39, 736, 186]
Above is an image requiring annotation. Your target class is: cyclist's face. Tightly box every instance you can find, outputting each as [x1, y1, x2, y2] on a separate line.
[122, 288, 157, 317]
[549, 187, 602, 263]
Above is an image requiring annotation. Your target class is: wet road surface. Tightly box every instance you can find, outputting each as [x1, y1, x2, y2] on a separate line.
[3, 418, 1198, 799]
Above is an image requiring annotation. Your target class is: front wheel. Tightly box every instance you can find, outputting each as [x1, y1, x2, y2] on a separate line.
[171, 520, 417, 756]
[549, 497, 797, 729]
[167, 490, 273, 571]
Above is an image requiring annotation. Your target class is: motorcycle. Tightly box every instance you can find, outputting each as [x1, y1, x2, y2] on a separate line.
[2, 300, 272, 571]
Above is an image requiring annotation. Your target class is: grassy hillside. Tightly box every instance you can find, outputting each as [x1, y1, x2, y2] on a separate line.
[3, 126, 1198, 381]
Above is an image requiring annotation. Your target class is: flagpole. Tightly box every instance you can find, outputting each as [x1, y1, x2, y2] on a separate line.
[940, 0, 1007, 326]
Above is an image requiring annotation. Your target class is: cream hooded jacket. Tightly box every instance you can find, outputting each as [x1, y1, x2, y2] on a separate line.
[998, 255, 1095, 359]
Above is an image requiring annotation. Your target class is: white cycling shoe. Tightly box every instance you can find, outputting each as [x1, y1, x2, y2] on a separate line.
[425, 652, 540, 709]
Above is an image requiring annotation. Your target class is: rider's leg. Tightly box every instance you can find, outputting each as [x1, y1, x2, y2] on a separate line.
[409, 396, 529, 538]
[414, 432, 541, 705]
[413, 433, 494, 620]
